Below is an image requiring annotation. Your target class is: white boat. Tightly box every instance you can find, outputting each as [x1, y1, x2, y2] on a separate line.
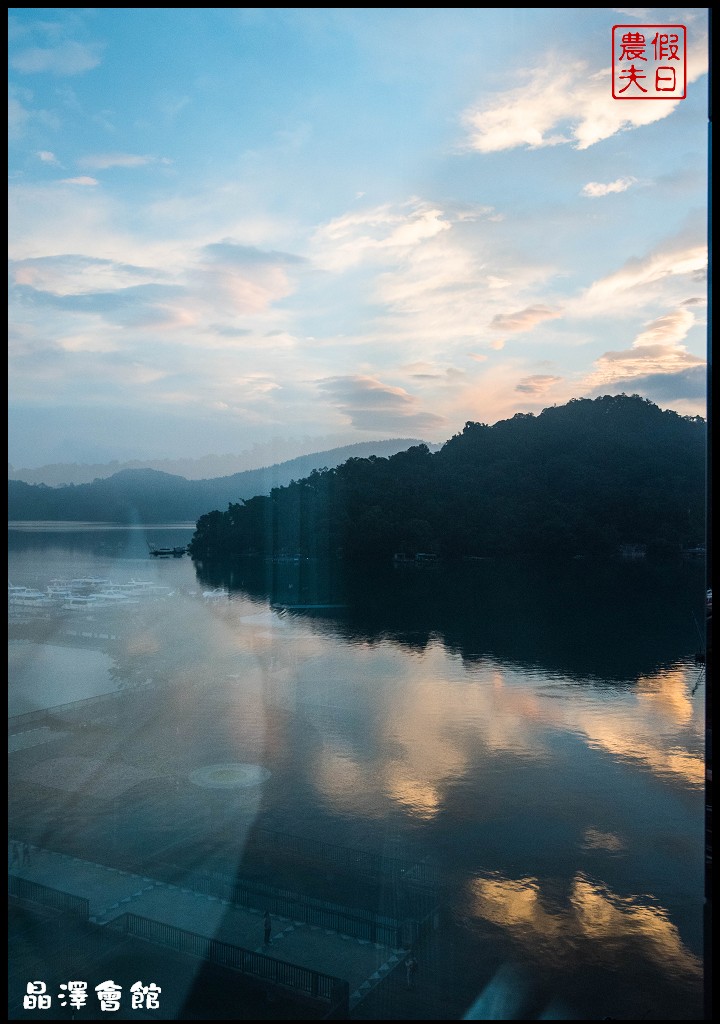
[8, 585, 54, 608]
[117, 580, 173, 597]
[91, 591, 140, 606]
[46, 584, 77, 599]
[62, 595, 100, 611]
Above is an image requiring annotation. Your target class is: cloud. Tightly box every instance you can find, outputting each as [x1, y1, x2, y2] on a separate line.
[582, 177, 637, 198]
[37, 150, 59, 164]
[57, 333, 122, 355]
[631, 308, 695, 348]
[583, 307, 704, 397]
[8, 87, 59, 139]
[11, 41, 102, 75]
[588, 341, 702, 380]
[7, 183, 306, 355]
[591, 366, 706, 403]
[14, 281, 190, 330]
[312, 198, 556, 357]
[11, 255, 160, 296]
[313, 200, 452, 271]
[317, 375, 446, 433]
[8, 96, 29, 137]
[60, 176, 98, 186]
[613, 9, 651, 18]
[462, 30, 708, 152]
[383, 208, 450, 248]
[201, 241, 305, 267]
[198, 241, 306, 316]
[78, 153, 170, 170]
[579, 241, 707, 314]
[515, 374, 562, 395]
[210, 324, 253, 338]
[489, 305, 562, 333]
[227, 374, 280, 396]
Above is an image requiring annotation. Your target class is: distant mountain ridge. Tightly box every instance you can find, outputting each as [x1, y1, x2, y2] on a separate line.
[8, 438, 429, 486]
[7, 439, 438, 523]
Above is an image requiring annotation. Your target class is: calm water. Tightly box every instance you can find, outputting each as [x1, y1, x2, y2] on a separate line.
[8, 525, 706, 1019]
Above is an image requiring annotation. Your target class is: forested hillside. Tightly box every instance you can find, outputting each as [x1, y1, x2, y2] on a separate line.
[189, 395, 706, 561]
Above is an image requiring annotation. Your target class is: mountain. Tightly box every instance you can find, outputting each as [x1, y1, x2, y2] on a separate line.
[7, 440, 438, 523]
[7, 437, 429, 485]
[188, 395, 706, 561]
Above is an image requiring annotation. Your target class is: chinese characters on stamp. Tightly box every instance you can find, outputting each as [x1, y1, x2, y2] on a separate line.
[612, 25, 686, 99]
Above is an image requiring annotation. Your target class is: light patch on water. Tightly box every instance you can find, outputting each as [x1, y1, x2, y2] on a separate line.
[581, 828, 626, 852]
[467, 870, 702, 978]
[189, 763, 271, 789]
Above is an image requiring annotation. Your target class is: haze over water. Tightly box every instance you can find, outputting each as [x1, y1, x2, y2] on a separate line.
[8, 524, 705, 1019]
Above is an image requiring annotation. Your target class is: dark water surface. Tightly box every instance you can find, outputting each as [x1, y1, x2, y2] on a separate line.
[8, 525, 706, 1019]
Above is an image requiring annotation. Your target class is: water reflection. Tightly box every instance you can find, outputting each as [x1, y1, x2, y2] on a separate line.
[581, 828, 625, 853]
[8, 529, 705, 1019]
[195, 555, 705, 683]
[469, 873, 564, 944]
[468, 870, 702, 976]
[570, 874, 701, 976]
[637, 665, 698, 724]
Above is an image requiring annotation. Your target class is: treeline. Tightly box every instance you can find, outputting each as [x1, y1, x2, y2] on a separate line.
[189, 395, 706, 561]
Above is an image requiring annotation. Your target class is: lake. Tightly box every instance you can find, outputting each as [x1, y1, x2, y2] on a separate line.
[8, 524, 706, 1020]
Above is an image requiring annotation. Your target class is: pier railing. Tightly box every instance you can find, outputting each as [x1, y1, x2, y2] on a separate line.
[150, 861, 407, 947]
[114, 913, 349, 1017]
[9, 875, 90, 918]
[7, 684, 155, 733]
[7, 690, 121, 732]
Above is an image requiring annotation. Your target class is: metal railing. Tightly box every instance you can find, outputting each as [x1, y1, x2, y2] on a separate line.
[6, 685, 155, 733]
[8, 690, 121, 732]
[9, 875, 90, 918]
[151, 861, 405, 946]
[117, 913, 349, 1015]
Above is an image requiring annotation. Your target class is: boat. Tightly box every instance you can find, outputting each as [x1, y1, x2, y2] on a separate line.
[113, 580, 173, 598]
[8, 584, 54, 609]
[147, 544, 187, 558]
[90, 591, 140, 607]
[61, 594, 100, 611]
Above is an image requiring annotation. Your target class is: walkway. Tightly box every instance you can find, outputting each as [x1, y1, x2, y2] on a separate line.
[8, 843, 408, 1011]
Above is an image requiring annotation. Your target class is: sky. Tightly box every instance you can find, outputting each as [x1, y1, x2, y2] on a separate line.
[8, 8, 709, 468]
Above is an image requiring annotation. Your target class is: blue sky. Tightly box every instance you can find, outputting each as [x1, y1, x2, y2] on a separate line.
[8, 8, 709, 467]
